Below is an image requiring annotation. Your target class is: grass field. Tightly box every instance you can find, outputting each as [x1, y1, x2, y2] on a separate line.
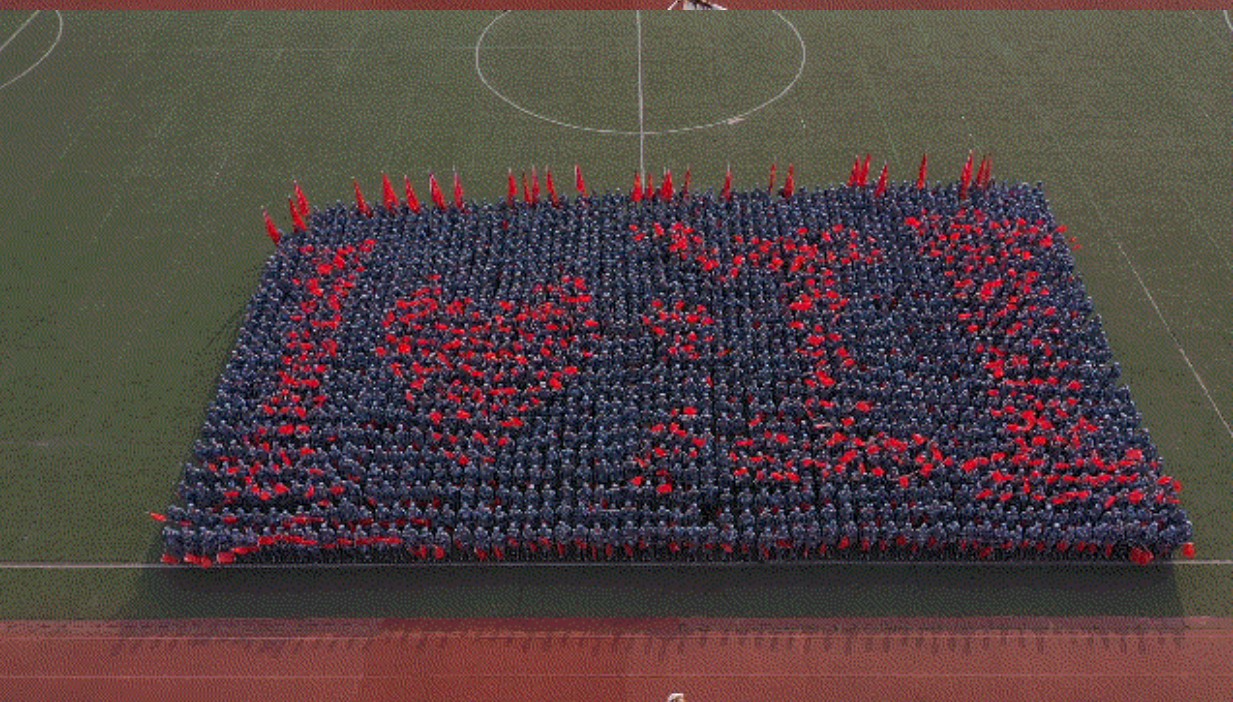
[0, 11, 1230, 619]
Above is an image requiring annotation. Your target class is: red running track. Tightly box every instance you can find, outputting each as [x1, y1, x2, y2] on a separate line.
[2, 617, 1232, 701]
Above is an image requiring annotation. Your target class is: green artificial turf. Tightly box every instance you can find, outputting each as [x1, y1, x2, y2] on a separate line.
[0, 10, 1229, 618]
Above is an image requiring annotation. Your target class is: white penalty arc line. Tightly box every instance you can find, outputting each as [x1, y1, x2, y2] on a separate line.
[474, 11, 806, 137]
[0, 10, 64, 93]
[1223, 9, 1233, 35]
[0, 10, 38, 55]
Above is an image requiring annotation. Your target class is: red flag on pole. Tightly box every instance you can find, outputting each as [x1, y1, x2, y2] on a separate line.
[683, 168, 692, 196]
[768, 163, 777, 194]
[859, 155, 872, 187]
[293, 181, 311, 220]
[530, 167, 541, 206]
[632, 172, 643, 202]
[848, 156, 860, 188]
[149, 512, 167, 523]
[783, 164, 795, 199]
[874, 163, 889, 198]
[722, 166, 733, 202]
[289, 197, 307, 232]
[522, 172, 531, 204]
[644, 171, 656, 202]
[976, 155, 991, 188]
[263, 209, 281, 245]
[574, 164, 587, 197]
[453, 170, 465, 209]
[382, 173, 399, 211]
[661, 169, 674, 201]
[354, 179, 373, 218]
[404, 175, 422, 214]
[507, 170, 518, 207]
[546, 168, 560, 207]
[960, 150, 974, 199]
[916, 153, 929, 190]
[429, 173, 446, 210]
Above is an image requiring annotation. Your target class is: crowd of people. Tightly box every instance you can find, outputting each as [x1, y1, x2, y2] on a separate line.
[161, 168, 1193, 567]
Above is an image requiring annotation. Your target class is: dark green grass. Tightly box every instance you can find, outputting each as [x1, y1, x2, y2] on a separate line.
[0, 11, 1230, 618]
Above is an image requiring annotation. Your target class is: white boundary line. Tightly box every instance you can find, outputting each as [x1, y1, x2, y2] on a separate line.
[635, 10, 646, 178]
[0, 559, 1231, 570]
[0, 11, 64, 93]
[1223, 9, 1233, 35]
[474, 11, 806, 137]
[1077, 184, 1233, 443]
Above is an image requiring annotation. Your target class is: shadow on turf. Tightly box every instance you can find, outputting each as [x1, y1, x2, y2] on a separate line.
[134, 561, 1184, 619]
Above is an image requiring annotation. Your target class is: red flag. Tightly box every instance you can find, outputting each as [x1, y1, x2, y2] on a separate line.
[632, 172, 643, 202]
[960, 150, 974, 199]
[522, 172, 531, 203]
[783, 164, 795, 199]
[381, 173, 399, 211]
[149, 512, 167, 523]
[262, 210, 281, 245]
[404, 175, 422, 214]
[683, 168, 692, 196]
[507, 170, 518, 207]
[353, 179, 373, 218]
[530, 167, 541, 205]
[916, 153, 929, 190]
[216, 550, 236, 565]
[976, 155, 992, 188]
[160, 553, 178, 565]
[546, 168, 560, 207]
[429, 173, 446, 210]
[859, 154, 871, 187]
[574, 164, 587, 197]
[661, 169, 674, 201]
[453, 171, 465, 209]
[289, 197, 307, 232]
[848, 156, 860, 188]
[722, 167, 733, 202]
[644, 171, 656, 202]
[1181, 542, 1196, 559]
[768, 163, 778, 194]
[293, 181, 310, 220]
[874, 163, 888, 198]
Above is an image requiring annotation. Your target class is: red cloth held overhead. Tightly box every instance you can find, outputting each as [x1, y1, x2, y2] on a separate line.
[644, 171, 655, 202]
[916, 153, 929, 190]
[453, 171, 465, 209]
[508, 170, 518, 207]
[530, 167, 541, 206]
[783, 164, 795, 199]
[722, 167, 733, 202]
[381, 173, 399, 211]
[848, 156, 860, 188]
[149, 512, 167, 523]
[633, 172, 643, 202]
[661, 169, 674, 200]
[859, 154, 871, 187]
[767, 163, 777, 194]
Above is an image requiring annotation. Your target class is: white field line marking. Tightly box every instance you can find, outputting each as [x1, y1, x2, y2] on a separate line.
[635, 10, 646, 178]
[1223, 9, 1233, 35]
[0, 10, 38, 54]
[1077, 185, 1233, 443]
[1, 559, 1232, 569]
[474, 11, 805, 137]
[0, 11, 63, 93]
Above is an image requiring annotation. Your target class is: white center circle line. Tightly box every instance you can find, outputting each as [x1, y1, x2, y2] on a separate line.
[474, 11, 806, 137]
[0, 11, 64, 93]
